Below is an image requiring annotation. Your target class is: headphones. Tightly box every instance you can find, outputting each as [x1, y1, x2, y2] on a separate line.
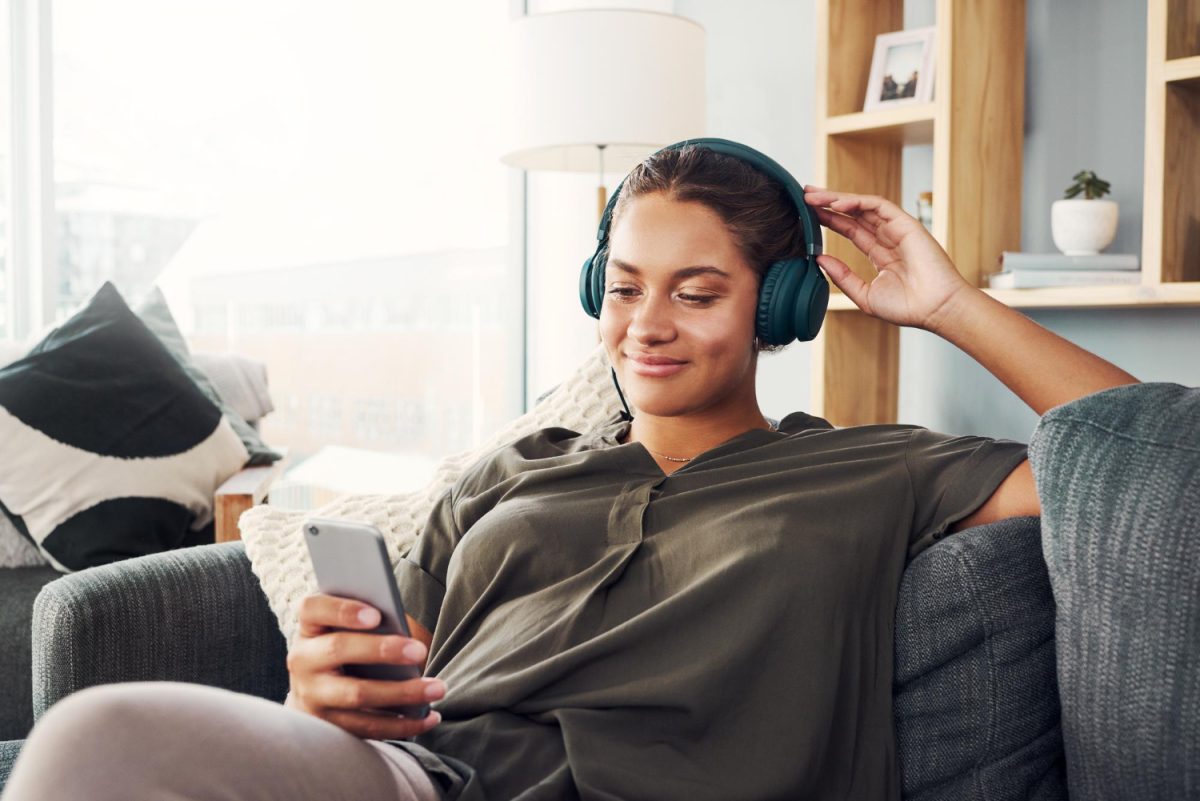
[578, 137, 829, 345]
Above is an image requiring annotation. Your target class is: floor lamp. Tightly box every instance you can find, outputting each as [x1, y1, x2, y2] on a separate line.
[500, 9, 706, 224]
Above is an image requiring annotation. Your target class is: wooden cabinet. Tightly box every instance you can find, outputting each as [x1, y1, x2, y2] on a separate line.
[810, 0, 1200, 427]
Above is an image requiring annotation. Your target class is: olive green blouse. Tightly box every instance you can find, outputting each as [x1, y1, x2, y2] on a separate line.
[387, 410, 1028, 800]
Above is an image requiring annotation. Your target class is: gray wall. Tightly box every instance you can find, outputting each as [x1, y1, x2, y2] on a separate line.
[676, 0, 1200, 441]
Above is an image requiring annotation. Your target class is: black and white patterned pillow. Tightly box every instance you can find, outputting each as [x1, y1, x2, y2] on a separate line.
[0, 282, 250, 572]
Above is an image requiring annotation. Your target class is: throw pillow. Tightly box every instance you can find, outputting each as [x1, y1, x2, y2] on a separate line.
[0, 345, 46, 569]
[136, 287, 281, 466]
[1029, 382, 1200, 799]
[0, 282, 250, 572]
[240, 342, 623, 647]
[190, 351, 275, 426]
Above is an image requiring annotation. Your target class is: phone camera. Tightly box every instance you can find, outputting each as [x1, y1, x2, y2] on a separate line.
[307, 526, 319, 536]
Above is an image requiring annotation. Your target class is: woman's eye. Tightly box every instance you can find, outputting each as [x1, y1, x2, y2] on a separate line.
[605, 287, 716, 305]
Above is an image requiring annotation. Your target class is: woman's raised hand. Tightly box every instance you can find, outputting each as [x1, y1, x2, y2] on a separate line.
[285, 593, 445, 740]
[803, 186, 975, 332]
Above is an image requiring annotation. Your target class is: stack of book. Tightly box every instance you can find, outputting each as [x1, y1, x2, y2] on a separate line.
[987, 252, 1141, 289]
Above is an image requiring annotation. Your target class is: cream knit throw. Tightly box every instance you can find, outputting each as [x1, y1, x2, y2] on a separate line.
[240, 343, 623, 648]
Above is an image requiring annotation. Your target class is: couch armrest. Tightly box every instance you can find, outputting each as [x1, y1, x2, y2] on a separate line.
[31, 541, 288, 721]
[1029, 382, 1200, 798]
[215, 448, 288, 542]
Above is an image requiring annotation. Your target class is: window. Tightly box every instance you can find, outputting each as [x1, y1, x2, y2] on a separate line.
[0, 2, 9, 339]
[46, 0, 524, 496]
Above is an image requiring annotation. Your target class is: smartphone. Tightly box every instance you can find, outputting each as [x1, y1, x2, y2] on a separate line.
[303, 517, 430, 720]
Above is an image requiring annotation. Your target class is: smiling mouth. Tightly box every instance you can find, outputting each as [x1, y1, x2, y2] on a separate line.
[626, 354, 688, 377]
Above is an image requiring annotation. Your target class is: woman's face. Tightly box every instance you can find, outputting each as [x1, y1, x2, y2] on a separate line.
[600, 192, 761, 420]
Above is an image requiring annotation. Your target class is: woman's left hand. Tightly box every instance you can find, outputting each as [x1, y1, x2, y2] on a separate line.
[803, 186, 976, 332]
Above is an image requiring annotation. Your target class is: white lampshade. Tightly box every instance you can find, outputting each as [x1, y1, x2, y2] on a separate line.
[500, 9, 706, 175]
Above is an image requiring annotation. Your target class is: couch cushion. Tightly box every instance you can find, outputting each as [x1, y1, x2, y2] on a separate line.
[0, 567, 60, 740]
[1029, 382, 1200, 800]
[0, 739, 23, 793]
[894, 516, 1066, 800]
[0, 282, 249, 572]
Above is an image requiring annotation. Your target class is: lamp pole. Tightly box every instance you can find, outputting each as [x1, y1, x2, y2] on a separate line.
[596, 144, 608, 224]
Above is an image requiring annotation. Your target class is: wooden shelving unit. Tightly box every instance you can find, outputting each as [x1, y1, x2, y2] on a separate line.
[1143, 0, 1200, 286]
[811, 0, 1027, 426]
[810, 0, 1200, 428]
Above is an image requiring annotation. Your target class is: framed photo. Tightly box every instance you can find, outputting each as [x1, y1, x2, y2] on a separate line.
[863, 26, 937, 112]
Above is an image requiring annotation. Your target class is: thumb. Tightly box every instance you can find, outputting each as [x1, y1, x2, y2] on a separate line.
[816, 255, 871, 313]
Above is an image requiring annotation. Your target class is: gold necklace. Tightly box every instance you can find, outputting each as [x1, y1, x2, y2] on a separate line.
[647, 420, 780, 463]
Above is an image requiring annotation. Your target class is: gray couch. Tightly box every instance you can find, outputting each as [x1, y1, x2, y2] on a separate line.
[0, 351, 275, 741]
[0, 382, 1196, 800]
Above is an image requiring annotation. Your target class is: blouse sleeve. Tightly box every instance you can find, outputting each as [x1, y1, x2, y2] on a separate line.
[904, 427, 1029, 560]
[396, 485, 463, 635]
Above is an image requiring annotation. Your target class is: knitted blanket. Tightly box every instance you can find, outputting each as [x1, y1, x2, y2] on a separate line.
[240, 344, 622, 647]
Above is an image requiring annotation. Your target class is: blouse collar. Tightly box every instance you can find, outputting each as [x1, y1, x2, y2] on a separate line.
[587, 409, 832, 450]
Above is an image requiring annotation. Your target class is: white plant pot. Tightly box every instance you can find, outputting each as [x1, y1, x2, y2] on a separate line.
[1051, 198, 1119, 255]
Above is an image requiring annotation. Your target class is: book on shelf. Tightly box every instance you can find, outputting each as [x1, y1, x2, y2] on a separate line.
[998, 251, 1140, 271]
[988, 269, 1142, 289]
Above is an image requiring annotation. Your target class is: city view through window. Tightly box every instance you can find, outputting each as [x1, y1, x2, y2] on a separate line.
[50, 1, 522, 505]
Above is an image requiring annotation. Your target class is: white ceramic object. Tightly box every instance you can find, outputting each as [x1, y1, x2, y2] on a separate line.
[1051, 198, 1119, 255]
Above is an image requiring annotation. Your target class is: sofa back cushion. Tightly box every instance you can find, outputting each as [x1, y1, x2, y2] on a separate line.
[0, 283, 249, 572]
[894, 516, 1066, 800]
[1029, 382, 1200, 800]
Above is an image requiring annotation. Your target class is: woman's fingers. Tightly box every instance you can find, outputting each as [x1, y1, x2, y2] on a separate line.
[813, 206, 882, 257]
[297, 593, 382, 639]
[814, 195, 887, 233]
[805, 188, 896, 233]
[812, 189, 905, 222]
[815, 254, 872, 312]
[303, 672, 445, 712]
[834, 201, 887, 232]
[319, 706, 443, 741]
[294, 631, 428, 673]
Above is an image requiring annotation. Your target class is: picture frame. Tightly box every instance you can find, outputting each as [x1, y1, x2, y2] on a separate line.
[863, 26, 937, 112]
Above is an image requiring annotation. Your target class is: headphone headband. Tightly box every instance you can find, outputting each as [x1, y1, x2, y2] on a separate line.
[594, 138, 823, 259]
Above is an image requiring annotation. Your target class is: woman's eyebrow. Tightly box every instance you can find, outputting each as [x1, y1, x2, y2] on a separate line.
[609, 259, 731, 280]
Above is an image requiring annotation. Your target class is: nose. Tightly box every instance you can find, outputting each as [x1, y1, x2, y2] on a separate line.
[625, 290, 677, 345]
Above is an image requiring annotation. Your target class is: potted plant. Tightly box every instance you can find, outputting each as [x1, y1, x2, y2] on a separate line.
[1051, 170, 1118, 255]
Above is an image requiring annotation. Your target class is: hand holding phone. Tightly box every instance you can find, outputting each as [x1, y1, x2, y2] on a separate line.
[284, 517, 444, 740]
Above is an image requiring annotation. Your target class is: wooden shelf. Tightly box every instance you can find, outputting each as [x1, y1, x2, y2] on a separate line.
[1163, 54, 1200, 83]
[987, 283, 1200, 309]
[825, 104, 935, 145]
[826, 283, 1200, 312]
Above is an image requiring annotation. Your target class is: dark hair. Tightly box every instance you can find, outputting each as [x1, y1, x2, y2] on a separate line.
[599, 144, 807, 352]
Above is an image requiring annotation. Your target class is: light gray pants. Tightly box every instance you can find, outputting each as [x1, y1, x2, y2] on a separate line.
[1, 682, 442, 801]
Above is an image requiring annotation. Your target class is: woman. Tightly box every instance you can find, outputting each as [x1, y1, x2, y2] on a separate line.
[1, 143, 1138, 801]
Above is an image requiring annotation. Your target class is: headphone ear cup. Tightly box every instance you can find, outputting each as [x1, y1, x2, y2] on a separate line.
[591, 252, 607, 318]
[579, 254, 604, 319]
[792, 262, 829, 342]
[756, 258, 829, 345]
[756, 262, 787, 344]
[757, 259, 803, 345]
